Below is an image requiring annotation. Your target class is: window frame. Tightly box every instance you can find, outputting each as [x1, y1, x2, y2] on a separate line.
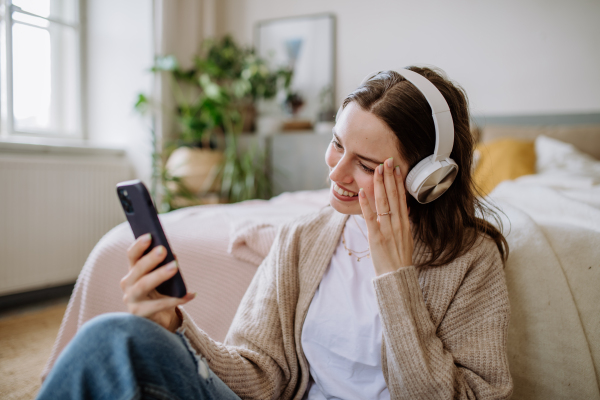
[0, 0, 85, 140]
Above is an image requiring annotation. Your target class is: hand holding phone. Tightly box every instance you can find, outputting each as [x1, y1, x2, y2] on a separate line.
[121, 235, 195, 331]
[116, 180, 195, 331]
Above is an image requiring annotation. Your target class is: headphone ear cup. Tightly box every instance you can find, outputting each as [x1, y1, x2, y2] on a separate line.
[405, 156, 459, 204]
[405, 156, 434, 197]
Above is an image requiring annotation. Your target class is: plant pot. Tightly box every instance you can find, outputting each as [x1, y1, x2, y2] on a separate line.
[165, 147, 223, 194]
[242, 103, 257, 133]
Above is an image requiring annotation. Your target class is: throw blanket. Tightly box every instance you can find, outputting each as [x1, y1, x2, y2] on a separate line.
[488, 135, 600, 399]
[487, 171, 600, 399]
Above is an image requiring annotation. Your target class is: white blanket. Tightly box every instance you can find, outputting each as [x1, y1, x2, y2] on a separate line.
[487, 136, 600, 399]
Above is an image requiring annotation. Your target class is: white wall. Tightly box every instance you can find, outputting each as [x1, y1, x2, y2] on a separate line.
[219, 0, 600, 117]
[86, 0, 154, 183]
[86, 0, 210, 184]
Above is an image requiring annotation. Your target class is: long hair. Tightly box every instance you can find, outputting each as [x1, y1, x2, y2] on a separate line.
[342, 66, 508, 267]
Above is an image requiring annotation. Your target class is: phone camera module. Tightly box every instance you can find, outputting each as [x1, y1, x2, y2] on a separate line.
[118, 188, 135, 214]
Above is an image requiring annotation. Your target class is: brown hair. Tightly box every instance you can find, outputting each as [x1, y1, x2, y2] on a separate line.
[342, 66, 508, 267]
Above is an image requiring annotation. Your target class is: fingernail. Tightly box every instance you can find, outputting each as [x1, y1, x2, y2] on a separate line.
[143, 233, 151, 242]
[395, 166, 401, 176]
[183, 292, 196, 301]
[359, 188, 365, 198]
[155, 246, 165, 256]
[378, 164, 383, 174]
[386, 158, 393, 168]
[166, 260, 178, 271]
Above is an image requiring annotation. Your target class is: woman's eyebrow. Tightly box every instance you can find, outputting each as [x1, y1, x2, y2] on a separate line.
[333, 132, 383, 165]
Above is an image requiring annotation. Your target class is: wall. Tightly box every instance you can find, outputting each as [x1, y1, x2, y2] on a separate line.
[218, 0, 600, 117]
[86, 0, 213, 185]
[86, 0, 154, 183]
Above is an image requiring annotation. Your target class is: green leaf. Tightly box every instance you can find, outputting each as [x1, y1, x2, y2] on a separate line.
[152, 55, 179, 72]
[134, 93, 149, 114]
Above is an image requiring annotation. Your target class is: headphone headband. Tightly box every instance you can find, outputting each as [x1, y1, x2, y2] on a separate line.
[360, 69, 454, 162]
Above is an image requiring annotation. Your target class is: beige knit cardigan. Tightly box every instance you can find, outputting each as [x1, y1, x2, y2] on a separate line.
[179, 206, 513, 400]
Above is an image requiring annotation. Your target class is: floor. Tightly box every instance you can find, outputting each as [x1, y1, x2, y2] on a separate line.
[0, 296, 69, 400]
[0, 296, 70, 320]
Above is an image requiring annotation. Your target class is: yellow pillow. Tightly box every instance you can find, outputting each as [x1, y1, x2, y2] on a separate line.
[473, 138, 536, 196]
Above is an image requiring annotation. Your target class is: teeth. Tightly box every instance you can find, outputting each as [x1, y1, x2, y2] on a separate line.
[334, 184, 356, 197]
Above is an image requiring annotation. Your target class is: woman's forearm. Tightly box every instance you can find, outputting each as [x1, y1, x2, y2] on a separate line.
[373, 262, 512, 399]
[177, 306, 286, 399]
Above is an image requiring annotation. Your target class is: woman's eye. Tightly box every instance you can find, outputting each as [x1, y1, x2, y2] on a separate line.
[360, 163, 375, 174]
[332, 140, 342, 150]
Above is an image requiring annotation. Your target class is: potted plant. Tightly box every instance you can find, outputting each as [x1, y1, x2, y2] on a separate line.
[136, 36, 292, 210]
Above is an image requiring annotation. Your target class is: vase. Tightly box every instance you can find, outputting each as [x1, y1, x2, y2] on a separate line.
[165, 147, 223, 194]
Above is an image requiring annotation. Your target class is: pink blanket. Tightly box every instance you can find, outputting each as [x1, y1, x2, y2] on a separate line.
[43, 189, 330, 378]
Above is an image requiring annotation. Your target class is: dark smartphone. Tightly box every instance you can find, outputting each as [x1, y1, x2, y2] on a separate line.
[116, 180, 187, 298]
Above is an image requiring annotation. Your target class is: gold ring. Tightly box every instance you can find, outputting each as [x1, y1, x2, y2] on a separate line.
[377, 211, 392, 216]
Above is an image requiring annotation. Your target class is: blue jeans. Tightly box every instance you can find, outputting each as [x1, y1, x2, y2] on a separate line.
[37, 312, 241, 400]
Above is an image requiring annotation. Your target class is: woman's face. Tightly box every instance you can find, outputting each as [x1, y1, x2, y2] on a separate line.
[325, 102, 410, 216]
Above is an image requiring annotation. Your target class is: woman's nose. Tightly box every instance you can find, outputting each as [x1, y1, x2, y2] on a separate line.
[327, 154, 353, 184]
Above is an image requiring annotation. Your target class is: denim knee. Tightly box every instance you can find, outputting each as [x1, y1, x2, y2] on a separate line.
[40, 312, 242, 400]
[82, 312, 154, 335]
[75, 313, 172, 354]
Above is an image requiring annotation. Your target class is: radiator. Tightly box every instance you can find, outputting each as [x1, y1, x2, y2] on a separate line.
[0, 151, 133, 296]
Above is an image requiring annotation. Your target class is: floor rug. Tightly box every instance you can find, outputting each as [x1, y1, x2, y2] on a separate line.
[0, 303, 67, 400]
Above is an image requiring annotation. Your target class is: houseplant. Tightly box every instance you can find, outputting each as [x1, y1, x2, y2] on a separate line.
[137, 36, 292, 210]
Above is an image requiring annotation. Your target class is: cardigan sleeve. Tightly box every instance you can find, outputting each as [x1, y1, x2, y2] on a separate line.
[176, 222, 301, 400]
[373, 240, 513, 400]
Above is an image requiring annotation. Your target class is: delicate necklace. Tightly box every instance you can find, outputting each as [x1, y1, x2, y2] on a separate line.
[341, 216, 371, 262]
[352, 216, 369, 242]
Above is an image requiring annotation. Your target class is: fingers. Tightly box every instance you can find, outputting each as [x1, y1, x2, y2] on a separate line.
[394, 164, 411, 235]
[128, 293, 196, 318]
[127, 233, 152, 268]
[121, 245, 167, 291]
[358, 188, 379, 237]
[383, 158, 402, 237]
[124, 260, 178, 302]
[373, 162, 393, 235]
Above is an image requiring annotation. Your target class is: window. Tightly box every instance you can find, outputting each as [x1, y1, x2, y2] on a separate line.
[0, 0, 82, 139]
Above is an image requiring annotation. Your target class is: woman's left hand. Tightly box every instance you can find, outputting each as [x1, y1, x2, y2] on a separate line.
[358, 157, 414, 276]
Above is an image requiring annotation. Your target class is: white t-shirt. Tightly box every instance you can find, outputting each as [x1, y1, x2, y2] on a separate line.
[301, 215, 390, 400]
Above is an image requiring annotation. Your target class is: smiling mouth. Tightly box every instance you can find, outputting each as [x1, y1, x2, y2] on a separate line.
[333, 183, 358, 197]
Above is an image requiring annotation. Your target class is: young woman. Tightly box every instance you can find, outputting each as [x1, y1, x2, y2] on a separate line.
[38, 66, 513, 400]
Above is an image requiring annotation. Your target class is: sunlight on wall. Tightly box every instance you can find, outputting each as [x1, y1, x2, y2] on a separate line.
[13, 0, 49, 16]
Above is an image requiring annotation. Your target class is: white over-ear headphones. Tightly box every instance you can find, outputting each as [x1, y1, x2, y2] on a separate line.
[338, 68, 459, 204]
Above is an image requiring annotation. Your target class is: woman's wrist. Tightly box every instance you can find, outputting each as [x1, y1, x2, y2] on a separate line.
[168, 307, 183, 332]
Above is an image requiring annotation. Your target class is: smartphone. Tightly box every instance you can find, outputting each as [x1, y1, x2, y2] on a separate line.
[116, 180, 187, 298]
